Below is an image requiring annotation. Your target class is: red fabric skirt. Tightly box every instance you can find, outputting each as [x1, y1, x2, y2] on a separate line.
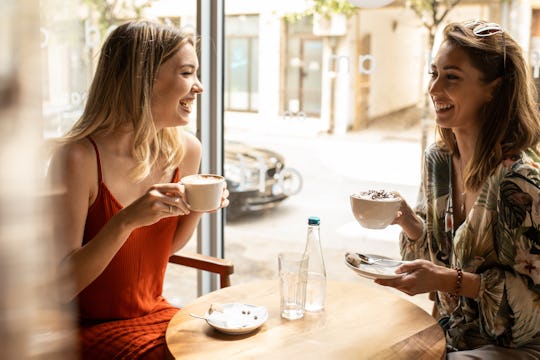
[79, 302, 179, 360]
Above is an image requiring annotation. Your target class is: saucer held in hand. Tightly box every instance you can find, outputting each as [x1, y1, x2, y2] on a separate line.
[344, 252, 404, 280]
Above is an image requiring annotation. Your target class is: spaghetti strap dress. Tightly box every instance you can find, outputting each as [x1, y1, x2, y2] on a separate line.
[77, 138, 180, 360]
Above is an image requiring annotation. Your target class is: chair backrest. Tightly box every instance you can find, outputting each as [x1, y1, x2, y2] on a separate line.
[168, 253, 234, 288]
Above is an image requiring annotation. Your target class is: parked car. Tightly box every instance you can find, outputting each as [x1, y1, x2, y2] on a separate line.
[224, 140, 303, 220]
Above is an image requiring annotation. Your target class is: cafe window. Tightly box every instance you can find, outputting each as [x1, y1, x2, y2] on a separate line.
[225, 14, 259, 112]
[41, 0, 90, 138]
[221, 0, 528, 315]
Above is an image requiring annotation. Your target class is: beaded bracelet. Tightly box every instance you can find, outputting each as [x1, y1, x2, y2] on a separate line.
[450, 267, 463, 298]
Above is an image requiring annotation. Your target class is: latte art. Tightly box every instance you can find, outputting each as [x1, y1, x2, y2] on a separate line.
[183, 174, 223, 185]
[354, 189, 396, 201]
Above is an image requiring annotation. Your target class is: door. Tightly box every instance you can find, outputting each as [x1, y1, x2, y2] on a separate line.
[285, 35, 323, 117]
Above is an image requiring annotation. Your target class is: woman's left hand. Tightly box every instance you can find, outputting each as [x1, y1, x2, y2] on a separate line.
[219, 187, 230, 209]
[375, 259, 450, 296]
[206, 186, 230, 213]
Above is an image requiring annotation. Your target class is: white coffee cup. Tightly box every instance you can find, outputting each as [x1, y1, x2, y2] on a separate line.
[180, 174, 225, 212]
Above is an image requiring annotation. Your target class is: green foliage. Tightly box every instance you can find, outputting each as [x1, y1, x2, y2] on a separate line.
[82, 0, 157, 34]
[406, 0, 461, 39]
[284, 0, 357, 23]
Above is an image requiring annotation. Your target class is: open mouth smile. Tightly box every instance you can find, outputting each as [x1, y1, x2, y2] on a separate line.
[433, 102, 453, 112]
[179, 99, 194, 112]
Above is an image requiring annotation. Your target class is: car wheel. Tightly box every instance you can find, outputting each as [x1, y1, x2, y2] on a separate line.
[277, 167, 303, 196]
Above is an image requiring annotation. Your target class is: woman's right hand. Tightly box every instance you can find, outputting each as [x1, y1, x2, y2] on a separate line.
[119, 183, 191, 229]
[391, 193, 423, 240]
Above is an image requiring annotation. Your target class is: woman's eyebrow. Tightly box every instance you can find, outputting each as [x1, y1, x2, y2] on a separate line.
[431, 63, 463, 72]
[178, 64, 196, 70]
[443, 65, 462, 71]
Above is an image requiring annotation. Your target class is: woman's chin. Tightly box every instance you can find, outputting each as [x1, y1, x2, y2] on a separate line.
[177, 114, 190, 125]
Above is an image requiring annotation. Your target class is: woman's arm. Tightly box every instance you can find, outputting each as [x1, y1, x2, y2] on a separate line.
[48, 141, 135, 300]
[49, 141, 189, 300]
[169, 132, 230, 254]
[395, 185, 429, 261]
[170, 132, 203, 254]
[473, 163, 540, 346]
[375, 260, 481, 298]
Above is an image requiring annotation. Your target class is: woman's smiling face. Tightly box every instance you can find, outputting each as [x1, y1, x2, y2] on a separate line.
[151, 42, 203, 129]
[428, 41, 498, 132]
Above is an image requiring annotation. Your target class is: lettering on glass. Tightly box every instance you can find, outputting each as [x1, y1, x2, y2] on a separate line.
[328, 54, 376, 75]
[358, 54, 376, 75]
[329, 55, 350, 74]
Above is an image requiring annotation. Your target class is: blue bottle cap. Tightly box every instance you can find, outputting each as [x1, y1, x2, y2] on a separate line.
[308, 216, 320, 225]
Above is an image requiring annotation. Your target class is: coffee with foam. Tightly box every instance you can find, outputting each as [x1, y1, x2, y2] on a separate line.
[183, 174, 223, 185]
[181, 174, 225, 212]
[354, 189, 396, 201]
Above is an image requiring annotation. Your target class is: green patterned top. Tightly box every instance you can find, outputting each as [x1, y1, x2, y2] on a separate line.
[400, 143, 540, 350]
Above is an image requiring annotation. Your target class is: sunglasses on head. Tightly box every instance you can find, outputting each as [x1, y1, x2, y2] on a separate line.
[462, 20, 506, 72]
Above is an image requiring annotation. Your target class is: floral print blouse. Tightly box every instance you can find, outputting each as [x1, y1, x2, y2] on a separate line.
[400, 143, 540, 351]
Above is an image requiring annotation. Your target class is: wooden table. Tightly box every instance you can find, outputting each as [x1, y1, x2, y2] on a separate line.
[166, 280, 446, 359]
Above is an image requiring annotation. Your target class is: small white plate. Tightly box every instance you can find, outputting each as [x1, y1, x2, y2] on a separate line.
[344, 253, 404, 280]
[205, 303, 268, 335]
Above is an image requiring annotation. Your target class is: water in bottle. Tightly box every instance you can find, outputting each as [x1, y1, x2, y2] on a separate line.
[303, 216, 326, 312]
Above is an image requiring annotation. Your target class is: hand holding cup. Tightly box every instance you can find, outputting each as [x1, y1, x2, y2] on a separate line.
[180, 174, 228, 212]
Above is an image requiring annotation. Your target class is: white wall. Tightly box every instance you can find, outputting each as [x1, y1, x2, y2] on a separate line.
[358, 8, 424, 119]
[257, 9, 282, 122]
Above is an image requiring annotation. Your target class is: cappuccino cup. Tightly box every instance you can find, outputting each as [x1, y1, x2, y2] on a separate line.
[180, 174, 225, 212]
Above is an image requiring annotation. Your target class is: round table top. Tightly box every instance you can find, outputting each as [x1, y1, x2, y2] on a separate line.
[166, 280, 446, 359]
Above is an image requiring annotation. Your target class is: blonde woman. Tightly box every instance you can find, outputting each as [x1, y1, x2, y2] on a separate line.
[47, 20, 229, 359]
[379, 20, 540, 358]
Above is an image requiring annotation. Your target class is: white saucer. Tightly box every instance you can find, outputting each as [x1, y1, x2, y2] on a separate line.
[205, 303, 268, 335]
[344, 253, 404, 280]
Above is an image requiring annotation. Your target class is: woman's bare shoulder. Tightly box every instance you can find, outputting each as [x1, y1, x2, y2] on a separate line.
[178, 131, 202, 174]
[48, 139, 97, 185]
[51, 140, 95, 169]
[181, 131, 202, 158]
[183, 131, 202, 148]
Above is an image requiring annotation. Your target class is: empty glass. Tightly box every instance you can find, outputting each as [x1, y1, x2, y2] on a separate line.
[278, 252, 308, 320]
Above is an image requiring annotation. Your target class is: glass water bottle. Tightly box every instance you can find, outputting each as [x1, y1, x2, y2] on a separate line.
[303, 216, 326, 312]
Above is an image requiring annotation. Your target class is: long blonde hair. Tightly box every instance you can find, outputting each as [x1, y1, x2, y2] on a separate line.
[437, 20, 540, 191]
[61, 20, 193, 181]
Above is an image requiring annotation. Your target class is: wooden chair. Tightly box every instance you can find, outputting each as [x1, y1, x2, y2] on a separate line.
[429, 291, 440, 319]
[168, 253, 234, 288]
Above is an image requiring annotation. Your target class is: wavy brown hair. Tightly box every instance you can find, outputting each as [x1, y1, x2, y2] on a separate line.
[436, 20, 540, 191]
[60, 20, 193, 181]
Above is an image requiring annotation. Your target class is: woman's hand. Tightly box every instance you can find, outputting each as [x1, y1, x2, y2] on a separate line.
[219, 186, 230, 209]
[375, 259, 453, 296]
[206, 186, 230, 213]
[119, 183, 191, 229]
[390, 192, 423, 240]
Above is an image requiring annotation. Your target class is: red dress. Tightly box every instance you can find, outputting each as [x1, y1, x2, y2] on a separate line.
[78, 139, 180, 359]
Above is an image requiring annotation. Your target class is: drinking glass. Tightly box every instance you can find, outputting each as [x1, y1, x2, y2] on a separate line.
[278, 252, 308, 320]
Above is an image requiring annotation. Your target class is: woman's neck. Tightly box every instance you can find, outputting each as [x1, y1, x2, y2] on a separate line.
[453, 126, 479, 167]
[95, 130, 135, 157]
